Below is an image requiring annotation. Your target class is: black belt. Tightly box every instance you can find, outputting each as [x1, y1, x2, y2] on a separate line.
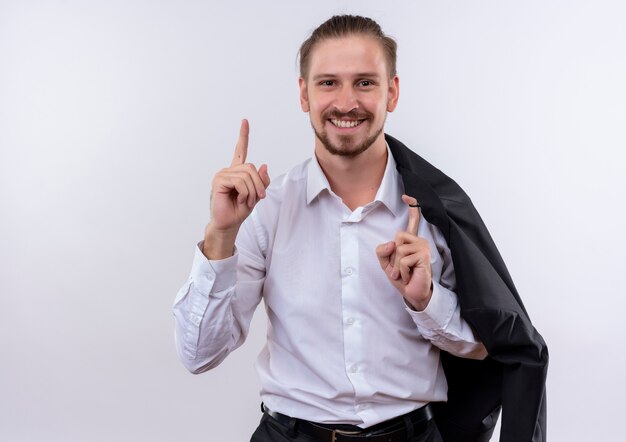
[262, 403, 434, 442]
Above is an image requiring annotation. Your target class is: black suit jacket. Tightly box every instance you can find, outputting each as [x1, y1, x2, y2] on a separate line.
[387, 134, 548, 442]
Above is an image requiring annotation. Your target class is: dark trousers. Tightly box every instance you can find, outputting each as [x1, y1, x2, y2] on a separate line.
[250, 412, 444, 442]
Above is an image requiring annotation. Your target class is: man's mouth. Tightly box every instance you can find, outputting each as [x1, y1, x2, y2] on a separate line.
[329, 119, 365, 128]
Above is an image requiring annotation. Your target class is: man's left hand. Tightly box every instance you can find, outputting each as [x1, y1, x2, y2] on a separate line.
[375, 195, 433, 311]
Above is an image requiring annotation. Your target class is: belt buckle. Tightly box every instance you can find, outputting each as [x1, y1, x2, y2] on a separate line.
[331, 428, 362, 441]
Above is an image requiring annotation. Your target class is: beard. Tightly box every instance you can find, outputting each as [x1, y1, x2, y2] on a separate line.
[312, 110, 385, 158]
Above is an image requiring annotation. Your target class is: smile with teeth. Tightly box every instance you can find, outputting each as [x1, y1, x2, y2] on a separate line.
[330, 119, 364, 128]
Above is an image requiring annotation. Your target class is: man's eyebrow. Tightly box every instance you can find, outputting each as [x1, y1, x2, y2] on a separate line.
[355, 72, 381, 79]
[311, 73, 381, 81]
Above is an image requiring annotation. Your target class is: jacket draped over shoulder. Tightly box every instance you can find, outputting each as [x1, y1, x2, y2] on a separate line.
[387, 134, 548, 442]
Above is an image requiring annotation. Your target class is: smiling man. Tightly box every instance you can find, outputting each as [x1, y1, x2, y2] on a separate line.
[173, 15, 547, 442]
[301, 35, 396, 159]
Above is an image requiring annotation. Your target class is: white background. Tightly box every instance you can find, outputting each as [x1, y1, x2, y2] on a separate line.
[1, 1, 625, 441]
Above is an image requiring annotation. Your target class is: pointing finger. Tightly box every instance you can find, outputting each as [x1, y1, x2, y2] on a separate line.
[231, 119, 249, 166]
[402, 194, 420, 235]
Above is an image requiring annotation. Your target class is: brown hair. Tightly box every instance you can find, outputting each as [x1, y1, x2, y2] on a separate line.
[298, 15, 398, 80]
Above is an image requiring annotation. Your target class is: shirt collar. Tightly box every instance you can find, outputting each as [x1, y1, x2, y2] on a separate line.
[306, 144, 404, 217]
[306, 153, 331, 205]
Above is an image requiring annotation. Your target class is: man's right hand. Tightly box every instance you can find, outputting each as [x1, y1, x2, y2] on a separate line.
[203, 119, 270, 260]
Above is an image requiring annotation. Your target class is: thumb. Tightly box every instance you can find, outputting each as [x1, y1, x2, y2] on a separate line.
[259, 163, 271, 188]
[375, 241, 395, 270]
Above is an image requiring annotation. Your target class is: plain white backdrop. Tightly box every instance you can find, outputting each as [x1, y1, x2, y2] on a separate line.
[1, 1, 625, 441]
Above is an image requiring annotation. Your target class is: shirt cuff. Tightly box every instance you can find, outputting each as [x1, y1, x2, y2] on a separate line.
[191, 241, 238, 296]
[405, 281, 457, 331]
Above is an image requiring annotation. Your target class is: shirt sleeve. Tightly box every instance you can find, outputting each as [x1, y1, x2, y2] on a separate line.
[172, 213, 266, 374]
[405, 224, 488, 360]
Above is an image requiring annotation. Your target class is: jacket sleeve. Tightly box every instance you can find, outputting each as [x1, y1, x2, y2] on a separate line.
[445, 197, 548, 442]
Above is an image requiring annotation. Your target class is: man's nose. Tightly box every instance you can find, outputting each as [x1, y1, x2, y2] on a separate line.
[334, 86, 358, 113]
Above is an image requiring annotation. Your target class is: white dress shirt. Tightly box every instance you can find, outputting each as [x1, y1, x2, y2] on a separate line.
[173, 148, 487, 428]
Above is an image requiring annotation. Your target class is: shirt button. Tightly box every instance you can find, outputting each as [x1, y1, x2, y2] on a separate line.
[349, 365, 358, 374]
[345, 267, 353, 275]
[346, 317, 355, 326]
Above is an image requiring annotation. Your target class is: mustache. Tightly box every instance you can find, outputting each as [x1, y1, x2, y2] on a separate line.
[323, 110, 372, 120]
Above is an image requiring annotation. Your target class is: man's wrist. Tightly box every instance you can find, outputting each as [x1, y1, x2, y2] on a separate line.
[202, 224, 239, 260]
[406, 282, 434, 312]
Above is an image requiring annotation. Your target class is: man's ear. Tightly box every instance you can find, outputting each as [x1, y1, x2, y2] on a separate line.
[387, 75, 400, 112]
[299, 77, 310, 112]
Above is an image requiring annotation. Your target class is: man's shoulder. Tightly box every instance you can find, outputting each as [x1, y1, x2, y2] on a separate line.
[253, 157, 311, 220]
[245, 158, 311, 245]
[386, 134, 473, 208]
[265, 157, 310, 198]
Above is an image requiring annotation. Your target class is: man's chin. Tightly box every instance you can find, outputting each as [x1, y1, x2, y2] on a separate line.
[311, 124, 383, 158]
[327, 145, 366, 158]
[316, 131, 382, 159]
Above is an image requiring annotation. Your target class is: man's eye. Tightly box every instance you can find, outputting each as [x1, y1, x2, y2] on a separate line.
[359, 80, 373, 87]
[320, 80, 334, 86]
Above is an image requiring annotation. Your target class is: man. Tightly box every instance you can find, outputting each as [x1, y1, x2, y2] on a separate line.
[173, 15, 548, 442]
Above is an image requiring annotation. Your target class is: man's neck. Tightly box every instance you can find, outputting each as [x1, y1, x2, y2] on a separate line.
[315, 136, 388, 211]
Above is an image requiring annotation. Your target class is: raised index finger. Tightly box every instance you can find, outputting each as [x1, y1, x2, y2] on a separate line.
[401, 194, 420, 235]
[230, 119, 249, 166]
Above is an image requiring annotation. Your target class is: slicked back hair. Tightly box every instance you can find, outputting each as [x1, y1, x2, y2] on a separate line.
[298, 15, 398, 80]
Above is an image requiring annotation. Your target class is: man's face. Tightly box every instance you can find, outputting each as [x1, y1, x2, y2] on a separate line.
[299, 35, 399, 158]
